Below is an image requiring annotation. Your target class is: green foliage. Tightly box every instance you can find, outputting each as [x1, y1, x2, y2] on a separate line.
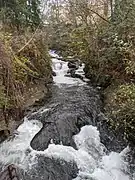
[0, 0, 41, 31]
[0, 31, 52, 112]
[0, 0, 51, 130]
[17, 32, 52, 79]
[105, 84, 135, 142]
[69, 26, 90, 60]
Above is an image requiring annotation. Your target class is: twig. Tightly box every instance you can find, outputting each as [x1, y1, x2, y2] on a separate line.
[90, 9, 110, 23]
[17, 25, 40, 53]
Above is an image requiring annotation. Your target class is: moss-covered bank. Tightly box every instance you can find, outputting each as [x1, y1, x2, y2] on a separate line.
[0, 31, 52, 140]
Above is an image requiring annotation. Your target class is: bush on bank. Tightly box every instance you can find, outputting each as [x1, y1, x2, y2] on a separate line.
[105, 84, 135, 144]
[0, 31, 52, 132]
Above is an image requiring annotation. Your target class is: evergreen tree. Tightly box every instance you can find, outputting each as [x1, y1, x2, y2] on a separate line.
[0, 0, 42, 31]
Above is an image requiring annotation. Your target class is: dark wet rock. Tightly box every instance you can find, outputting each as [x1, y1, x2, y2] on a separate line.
[30, 84, 127, 153]
[66, 69, 84, 80]
[96, 113, 127, 152]
[70, 69, 76, 77]
[68, 62, 78, 69]
[64, 74, 71, 77]
[96, 75, 112, 89]
[0, 130, 10, 144]
[67, 60, 84, 80]
[74, 74, 84, 80]
[30, 85, 101, 151]
[65, 73, 83, 81]
[83, 64, 91, 79]
[68, 62, 76, 69]
[23, 156, 78, 180]
[66, 69, 76, 77]
[52, 71, 56, 76]
[125, 146, 135, 175]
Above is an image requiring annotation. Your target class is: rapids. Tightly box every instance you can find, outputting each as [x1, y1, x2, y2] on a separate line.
[0, 50, 134, 180]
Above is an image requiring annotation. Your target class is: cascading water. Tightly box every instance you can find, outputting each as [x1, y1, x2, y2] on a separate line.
[51, 51, 86, 86]
[0, 50, 134, 180]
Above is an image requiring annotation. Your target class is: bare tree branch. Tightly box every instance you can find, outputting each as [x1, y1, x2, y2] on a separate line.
[89, 9, 110, 23]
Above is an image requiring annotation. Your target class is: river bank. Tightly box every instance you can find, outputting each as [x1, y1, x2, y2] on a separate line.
[0, 32, 52, 142]
[0, 80, 52, 143]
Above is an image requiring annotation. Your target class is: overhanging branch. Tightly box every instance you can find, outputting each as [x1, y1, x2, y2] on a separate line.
[90, 9, 110, 23]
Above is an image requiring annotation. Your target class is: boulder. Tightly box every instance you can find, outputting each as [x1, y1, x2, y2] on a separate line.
[24, 155, 78, 180]
[52, 71, 57, 76]
[68, 61, 79, 70]
[30, 85, 100, 151]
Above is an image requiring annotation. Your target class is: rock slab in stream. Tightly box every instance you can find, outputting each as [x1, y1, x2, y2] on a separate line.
[30, 85, 101, 151]
[23, 156, 78, 180]
[30, 84, 127, 153]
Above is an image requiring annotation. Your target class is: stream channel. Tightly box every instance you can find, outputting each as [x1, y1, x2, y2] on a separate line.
[0, 51, 134, 180]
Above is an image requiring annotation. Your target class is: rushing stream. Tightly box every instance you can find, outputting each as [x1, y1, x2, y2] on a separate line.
[0, 51, 134, 180]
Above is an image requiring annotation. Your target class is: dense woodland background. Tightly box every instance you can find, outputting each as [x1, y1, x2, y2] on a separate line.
[0, 0, 135, 145]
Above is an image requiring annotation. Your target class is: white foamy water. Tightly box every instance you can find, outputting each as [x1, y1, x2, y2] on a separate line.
[0, 121, 131, 180]
[49, 50, 87, 86]
[41, 126, 130, 180]
[0, 118, 42, 170]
